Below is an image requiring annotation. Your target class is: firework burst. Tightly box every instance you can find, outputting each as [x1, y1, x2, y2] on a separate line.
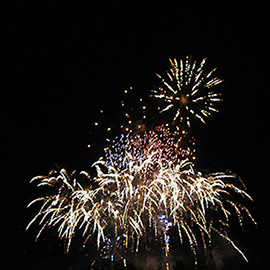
[27, 127, 256, 266]
[151, 56, 223, 127]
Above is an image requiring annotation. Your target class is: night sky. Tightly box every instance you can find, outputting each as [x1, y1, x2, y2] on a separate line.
[3, 1, 268, 269]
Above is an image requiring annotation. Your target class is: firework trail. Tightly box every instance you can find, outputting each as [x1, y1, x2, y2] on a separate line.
[27, 56, 256, 268]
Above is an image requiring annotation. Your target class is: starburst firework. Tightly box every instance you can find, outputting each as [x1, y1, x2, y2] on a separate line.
[151, 56, 223, 127]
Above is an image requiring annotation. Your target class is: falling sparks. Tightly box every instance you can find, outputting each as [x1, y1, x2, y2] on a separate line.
[150, 56, 223, 127]
[27, 56, 255, 268]
[27, 128, 255, 265]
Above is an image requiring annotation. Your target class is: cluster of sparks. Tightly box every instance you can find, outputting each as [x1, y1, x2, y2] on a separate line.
[27, 56, 256, 268]
[104, 126, 196, 168]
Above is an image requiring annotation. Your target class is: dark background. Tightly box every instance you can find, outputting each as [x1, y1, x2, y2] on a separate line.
[3, 1, 268, 269]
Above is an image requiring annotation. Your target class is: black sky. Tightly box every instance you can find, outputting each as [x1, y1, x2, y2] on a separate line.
[3, 1, 268, 269]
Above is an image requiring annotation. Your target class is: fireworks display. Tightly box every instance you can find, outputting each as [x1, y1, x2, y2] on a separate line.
[27, 56, 256, 269]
